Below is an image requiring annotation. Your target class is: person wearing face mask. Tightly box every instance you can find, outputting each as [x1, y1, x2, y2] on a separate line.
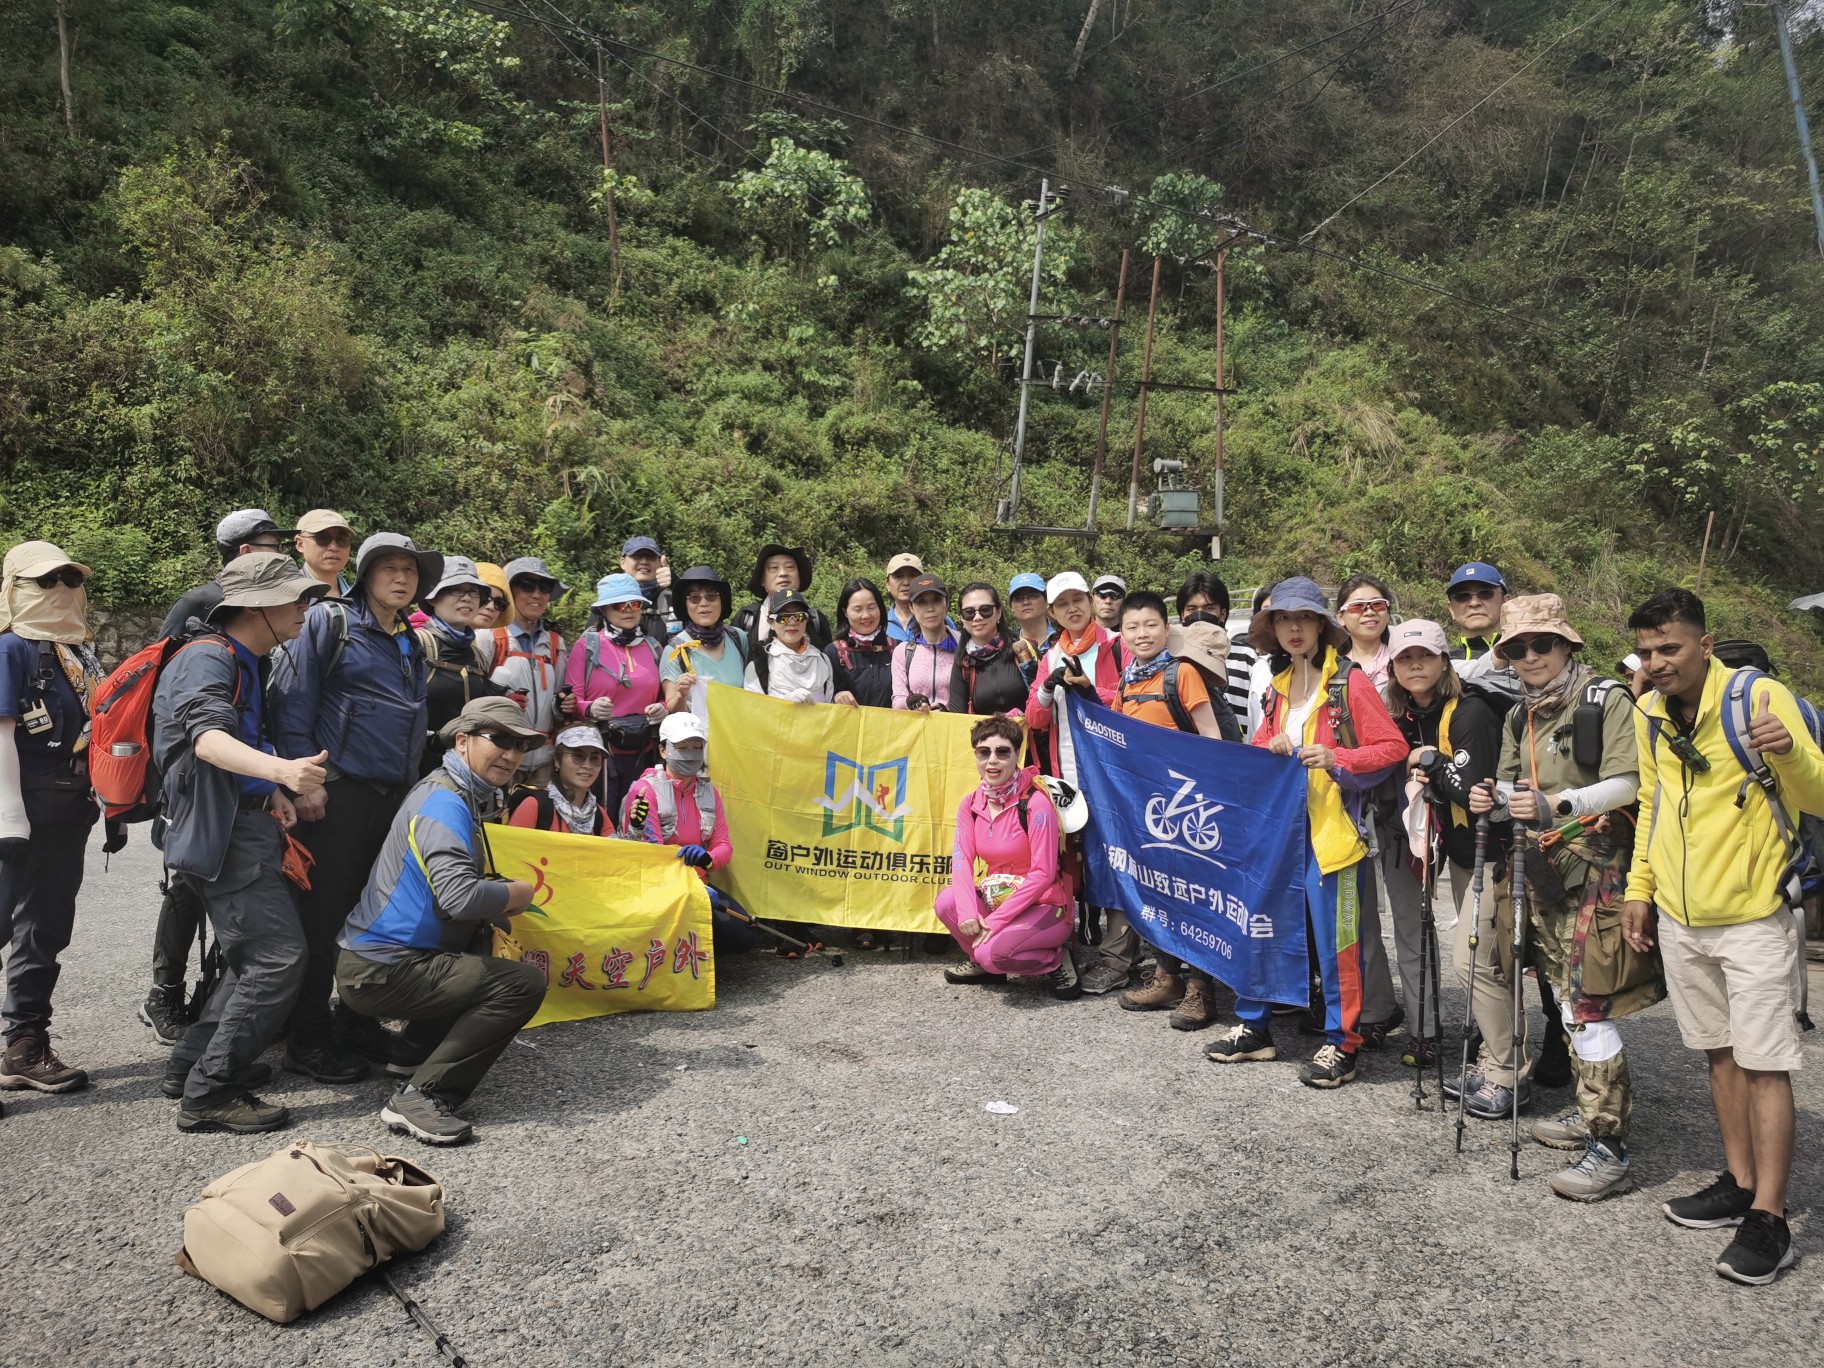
[892, 574, 962, 712]
[826, 579, 895, 709]
[416, 557, 507, 778]
[568, 573, 667, 819]
[730, 544, 833, 648]
[271, 533, 440, 1087]
[662, 567, 750, 722]
[508, 727, 612, 834]
[1178, 572, 1252, 733]
[746, 589, 856, 705]
[335, 696, 545, 1146]
[935, 715, 1079, 1000]
[0, 542, 106, 1102]
[620, 712, 757, 957]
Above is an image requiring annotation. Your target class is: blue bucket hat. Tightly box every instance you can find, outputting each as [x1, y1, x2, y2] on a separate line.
[1248, 576, 1350, 654]
[592, 572, 646, 609]
[1008, 572, 1047, 598]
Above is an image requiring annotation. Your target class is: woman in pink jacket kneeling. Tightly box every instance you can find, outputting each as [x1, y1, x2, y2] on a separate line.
[934, 715, 1081, 999]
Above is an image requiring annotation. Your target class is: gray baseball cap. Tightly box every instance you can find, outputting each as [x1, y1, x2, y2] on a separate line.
[207, 552, 329, 622]
[215, 508, 297, 547]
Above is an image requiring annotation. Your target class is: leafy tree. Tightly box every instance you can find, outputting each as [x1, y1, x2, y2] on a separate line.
[725, 136, 872, 258]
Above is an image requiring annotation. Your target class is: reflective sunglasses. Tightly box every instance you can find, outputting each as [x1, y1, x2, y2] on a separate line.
[773, 611, 808, 625]
[307, 531, 352, 548]
[1496, 634, 1565, 662]
[1094, 588, 1125, 599]
[1447, 585, 1499, 604]
[974, 745, 1016, 760]
[959, 605, 998, 620]
[473, 730, 533, 753]
[31, 568, 86, 589]
[1342, 597, 1390, 615]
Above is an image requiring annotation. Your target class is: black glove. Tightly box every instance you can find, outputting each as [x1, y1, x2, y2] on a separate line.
[629, 796, 650, 830]
[1044, 664, 1070, 693]
[103, 818, 128, 855]
[0, 836, 27, 865]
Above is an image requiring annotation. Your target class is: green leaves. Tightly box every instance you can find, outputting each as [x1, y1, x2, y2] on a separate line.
[724, 137, 872, 256]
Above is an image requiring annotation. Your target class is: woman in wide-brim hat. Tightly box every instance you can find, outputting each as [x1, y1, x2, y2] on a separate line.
[662, 566, 750, 719]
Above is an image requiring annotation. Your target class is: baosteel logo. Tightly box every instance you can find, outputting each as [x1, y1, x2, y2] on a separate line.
[816, 752, 911, 843]
[1078, 713, 1127, 748]
[1142, 770, 1229, 870]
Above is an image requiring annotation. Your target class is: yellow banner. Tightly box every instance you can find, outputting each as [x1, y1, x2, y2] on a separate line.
[706, 682, 980, 932]
[486, 822, 714, 1026]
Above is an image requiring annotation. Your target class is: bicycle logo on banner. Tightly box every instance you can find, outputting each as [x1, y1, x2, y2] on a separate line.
[1142, 771, 1230, 870]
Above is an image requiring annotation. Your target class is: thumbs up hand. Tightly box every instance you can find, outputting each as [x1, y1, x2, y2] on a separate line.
[656, 555, 673, 589]
[281, 750, 330, 796]
[1747, 691, 1794, 756]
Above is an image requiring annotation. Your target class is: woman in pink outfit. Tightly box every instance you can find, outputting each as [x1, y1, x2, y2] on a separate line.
[933, 716, 1081, 999]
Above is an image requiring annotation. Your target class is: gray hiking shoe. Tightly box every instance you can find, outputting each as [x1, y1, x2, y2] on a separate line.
[1077, 962, 1129, 996]
[1531, 1109, 1590, 1151]
[382, 1085, 473, 1146]
[1462, 1076, 1530, 1121]
[161, 1060, 272, 1100]
[1548, 1138, 1634, 1202]
[176, 1092, 290, 1135]
[942, 960, 1006, 986]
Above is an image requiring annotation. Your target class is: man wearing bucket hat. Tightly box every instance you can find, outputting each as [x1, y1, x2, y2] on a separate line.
[151, 553, 331, 1132]
[295, 510, 355, 598]
[620, 535, 678, 640]
[335, 696, 547, 1146]
[475, 556, 571, 783]
[569, 572, 667, 818]
[415, 556, 507, 778]
[271, 532, 441, 1085]
[1467, 593, 1659, 1201]
[730, 543, 832, 649]
[0, 541, 105, 1099]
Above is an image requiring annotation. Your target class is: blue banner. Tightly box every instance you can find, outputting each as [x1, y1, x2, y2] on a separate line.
[1068, 693, 1311, 1004]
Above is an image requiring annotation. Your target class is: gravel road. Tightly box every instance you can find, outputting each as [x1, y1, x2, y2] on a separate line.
[1, 837, 1819, 1366]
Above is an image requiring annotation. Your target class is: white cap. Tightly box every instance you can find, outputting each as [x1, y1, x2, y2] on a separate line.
[1046, 571, 1090, 605]
[660, 712, 708, 746]
[554, 725, 609, 754]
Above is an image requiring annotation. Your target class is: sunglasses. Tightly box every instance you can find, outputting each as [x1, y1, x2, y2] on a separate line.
[485, 595, 509, 611]
[604, 600, 645, 612]
[307, 532, 352, 548]
[1448, 585, 1499, 604]
[974, 745, 1016, 760]
[774, 611, 808, 625]
[474, 730, 534, 754]
[684, 589, 722, 603]
[1342, 597, 1390, 615]
[31, 568, 86, 589]
[958, 605, 998, 620]
[1094, 588, 1125, 599]
[1496, 634, 1564, 661]
[511, 579, 556, 595]
[444, 586, 481, 601]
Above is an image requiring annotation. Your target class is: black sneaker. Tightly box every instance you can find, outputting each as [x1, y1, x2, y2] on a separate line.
[331, 1002, 394, 1065]
[176, 1091, 290, 1134]
[381, 1085, 473, 1145]
[1663, 1171, 1755, 1230]
[1715, 1209, 1796, 1285]
[1205, 1023, 1278, 1063]
[161, 1060, 273, 1099]
[138, 984, 192, 1047]
[1049, 953, 1082, 1001]
[1299, 1044, 1358, 1089]
[282, 1043, 369, 1084]
[1359, 1004, 1406, 1049]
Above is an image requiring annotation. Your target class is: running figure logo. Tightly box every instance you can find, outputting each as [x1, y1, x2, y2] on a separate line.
[1143, 770, 1229, 869]
[817, 753, 911, 842]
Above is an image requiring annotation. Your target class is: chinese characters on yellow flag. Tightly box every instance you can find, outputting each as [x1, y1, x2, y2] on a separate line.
[706, 683, 981, 933]
[487, 822, 715, 1027]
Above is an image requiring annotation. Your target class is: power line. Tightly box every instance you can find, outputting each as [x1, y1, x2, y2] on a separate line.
[1298, 0, 1626, 242]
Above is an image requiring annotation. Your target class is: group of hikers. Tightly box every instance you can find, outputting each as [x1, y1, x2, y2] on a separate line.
[0, 509, 1814, 1286]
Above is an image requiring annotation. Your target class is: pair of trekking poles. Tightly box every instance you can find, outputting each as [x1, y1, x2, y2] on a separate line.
[1451, 805, 1528, 1181]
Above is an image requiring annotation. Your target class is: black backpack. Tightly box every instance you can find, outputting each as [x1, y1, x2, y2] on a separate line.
[1123, 660, 1242, 740]
[1508, 678, 1625, 771]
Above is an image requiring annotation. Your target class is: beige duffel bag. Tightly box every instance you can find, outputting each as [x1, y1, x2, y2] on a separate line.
[176, 1141, 445, 1323]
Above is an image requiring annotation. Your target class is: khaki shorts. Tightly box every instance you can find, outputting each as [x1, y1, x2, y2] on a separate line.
[1657, 910, 1805, 1072]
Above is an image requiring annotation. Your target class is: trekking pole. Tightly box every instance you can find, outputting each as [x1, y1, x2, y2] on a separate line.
[1509, 828, 1529, 1182]
[1456, 811, 1491, 1154]
[1410, 809, 1434, 1110]
[721, 903, 846, 968]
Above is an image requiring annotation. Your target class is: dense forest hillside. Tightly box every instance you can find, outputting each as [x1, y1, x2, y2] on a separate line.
[3, 1, 1823, 679]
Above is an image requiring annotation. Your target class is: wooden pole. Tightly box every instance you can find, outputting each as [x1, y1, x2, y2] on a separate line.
[1697, 509, 1716, 593]
[1125, 255, 1164, 532]
[1086, 248, 1129, 530]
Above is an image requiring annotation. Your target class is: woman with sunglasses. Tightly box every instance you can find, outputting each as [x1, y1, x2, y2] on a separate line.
[826, 578, 895, 709]
[1467, 594, 1656, 1203]
[0, 542, 103, 1095]
[1337, 574, 1396, 690]
[892, 574, 962, 711]
[745, 588, 856, 704]
[934, 715, 1079, 999]
[948, 582, 1038, 717]
[415, 557, 508, 778]
[1205, 577, 1408, 1089]
[470, 564, 511, 631]
[568, 573, 666, 818]
[661, 566, 750, 720]
[507, 726, 612, 834]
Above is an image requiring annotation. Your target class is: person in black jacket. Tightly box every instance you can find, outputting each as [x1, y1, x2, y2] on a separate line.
[730, 544, 832, 649]
[415, 556, 507, 777]
[826, 578, 894, 709]
[1384, 618, 1506, 1067]
[949, 582, 1038, 717]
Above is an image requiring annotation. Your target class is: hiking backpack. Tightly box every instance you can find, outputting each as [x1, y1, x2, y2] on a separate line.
[1121, 660, 1243, 740]
[89, 636, 242, 822]
[635, 766, 719, 842]
[509, 784, 608, 836]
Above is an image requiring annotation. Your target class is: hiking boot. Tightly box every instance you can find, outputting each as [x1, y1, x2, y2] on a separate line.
[161, 1060, 272, 1100]
[1300, 1043, 1358, 1089]
[1548, 1138, 1634, 1202]
[1077, 963, 1129, 996]
[1715, 1210, 1796, 1285]
[332, 1002, 394, 1066]
[176, 1092, 290, 1135]
[1531, 1109, 1591, 1151]
[281, 1043, 369, 1084]
[943, 961, 1006, 986]
[1399, 1036, 1440, 1069]
[1049, 953, 1082, 1001]
[1169, 978, 1218, 1031]
[0, 1034, 88, 1093]
[1441, 1068, 1485, 1103]
[1663, 1171, 1754, 1230]
[138, 984, 192, 1047]
[381, 1085, 473, 1146]
[1205, 1023, 1277, 1063]
[1462, 1076, 1530, 1121]
[1533, 1029, 1573, 1088]
[1120, 971, 1184, 1012]
[1359, 1004, 1405, 1049]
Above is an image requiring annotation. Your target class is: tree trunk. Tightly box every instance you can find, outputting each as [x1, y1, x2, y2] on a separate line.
[1068, 0, 1103, 81]
[56, 4, 74, 137]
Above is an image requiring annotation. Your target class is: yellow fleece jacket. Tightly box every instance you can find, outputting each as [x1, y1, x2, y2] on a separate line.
[1625, 659, 1824, 926]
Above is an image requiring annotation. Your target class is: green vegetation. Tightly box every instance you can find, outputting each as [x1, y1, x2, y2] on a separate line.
[2, 2, 1823, 682]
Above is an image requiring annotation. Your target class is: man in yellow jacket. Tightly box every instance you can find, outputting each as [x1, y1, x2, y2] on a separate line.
[1622, 589, 1823, 1286]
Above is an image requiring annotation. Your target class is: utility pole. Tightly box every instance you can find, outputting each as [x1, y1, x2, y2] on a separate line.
[1005, 179, 1050, 524]
[1772, 2, 1824, 256]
